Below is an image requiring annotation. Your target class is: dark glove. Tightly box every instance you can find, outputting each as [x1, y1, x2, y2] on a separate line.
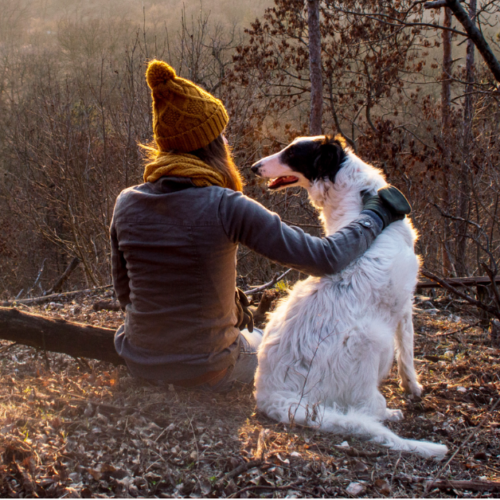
[362, 185, 411, 229]
[235, 288, 254, 333]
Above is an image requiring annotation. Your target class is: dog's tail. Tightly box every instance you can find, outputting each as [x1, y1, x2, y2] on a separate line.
[258, 392, 448, 459]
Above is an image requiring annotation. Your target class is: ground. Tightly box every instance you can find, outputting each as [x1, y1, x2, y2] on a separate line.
[0, 291, 499, 498]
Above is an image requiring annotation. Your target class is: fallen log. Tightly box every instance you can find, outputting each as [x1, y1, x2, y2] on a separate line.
[0, 307, 124, 365]
[420, 269, 500, 320]
[417, 275, 500, 289]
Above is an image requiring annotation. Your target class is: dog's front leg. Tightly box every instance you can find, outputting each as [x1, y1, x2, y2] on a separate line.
[395, 305, 423, 397]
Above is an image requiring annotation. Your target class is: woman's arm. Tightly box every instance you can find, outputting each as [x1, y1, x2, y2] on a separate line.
[219, 190, 382, 277]
[110, 219, 131, 308]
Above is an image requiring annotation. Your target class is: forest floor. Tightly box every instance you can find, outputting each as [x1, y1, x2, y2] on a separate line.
[0, 290, 499, 498]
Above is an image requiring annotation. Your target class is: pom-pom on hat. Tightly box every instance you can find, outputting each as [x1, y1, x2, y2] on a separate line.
[145, 60, 229, 153]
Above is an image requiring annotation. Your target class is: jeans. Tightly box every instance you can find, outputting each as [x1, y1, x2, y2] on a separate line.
[195, 327, 263, 393]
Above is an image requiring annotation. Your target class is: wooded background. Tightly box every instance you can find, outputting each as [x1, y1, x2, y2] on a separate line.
[1, 0, 499, 308]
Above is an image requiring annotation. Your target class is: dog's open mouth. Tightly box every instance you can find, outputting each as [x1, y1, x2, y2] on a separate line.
[267, 176, 299, 190]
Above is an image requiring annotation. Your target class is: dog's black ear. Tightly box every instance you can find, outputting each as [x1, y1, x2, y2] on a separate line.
[313, 135, 346, 182]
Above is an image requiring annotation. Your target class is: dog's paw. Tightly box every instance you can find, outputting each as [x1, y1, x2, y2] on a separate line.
[401, 380, 423, 397]
[385, 409, 404, 422]
[400, 377, 424, 397]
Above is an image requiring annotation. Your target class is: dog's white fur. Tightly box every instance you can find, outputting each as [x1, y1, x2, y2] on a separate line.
[254, 139, 448, 458]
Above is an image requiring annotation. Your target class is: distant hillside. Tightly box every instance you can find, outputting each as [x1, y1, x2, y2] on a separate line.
[2, 0, 273, 42]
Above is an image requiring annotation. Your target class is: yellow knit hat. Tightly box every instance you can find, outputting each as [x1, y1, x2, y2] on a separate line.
[146, 60, 229, 153]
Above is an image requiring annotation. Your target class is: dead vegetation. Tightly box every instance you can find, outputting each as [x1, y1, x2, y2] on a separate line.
[0, 290, 499, 498]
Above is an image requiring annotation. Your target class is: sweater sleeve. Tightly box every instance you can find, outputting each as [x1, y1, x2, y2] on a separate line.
[219, 190, 382, 277]
[110, 215, 131, 309]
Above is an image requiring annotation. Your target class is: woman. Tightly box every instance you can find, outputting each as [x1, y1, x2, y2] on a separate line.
[110, 60, 410, 392]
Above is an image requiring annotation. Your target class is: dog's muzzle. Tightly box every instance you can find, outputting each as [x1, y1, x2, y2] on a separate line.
[251, 162, 262, 175]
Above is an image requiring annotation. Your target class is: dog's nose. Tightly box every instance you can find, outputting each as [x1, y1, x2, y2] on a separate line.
[251, 162, 262, 175]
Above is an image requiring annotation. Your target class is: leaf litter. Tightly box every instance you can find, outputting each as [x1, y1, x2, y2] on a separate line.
[0, 290, 499, 497]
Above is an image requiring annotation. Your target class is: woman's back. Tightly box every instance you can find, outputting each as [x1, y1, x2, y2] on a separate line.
[111, 176, 240, 381]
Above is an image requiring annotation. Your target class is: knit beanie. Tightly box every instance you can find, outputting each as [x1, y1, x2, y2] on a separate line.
[146, 60, 229, 153]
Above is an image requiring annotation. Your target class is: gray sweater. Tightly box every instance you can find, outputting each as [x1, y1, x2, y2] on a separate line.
[111, 177, 382, 382]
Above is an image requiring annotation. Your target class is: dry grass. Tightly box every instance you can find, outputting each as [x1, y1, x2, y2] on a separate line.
[0, 291, 499, 497]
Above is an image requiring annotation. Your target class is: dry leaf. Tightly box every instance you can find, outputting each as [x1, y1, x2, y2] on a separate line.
[374, 478, 391, 495]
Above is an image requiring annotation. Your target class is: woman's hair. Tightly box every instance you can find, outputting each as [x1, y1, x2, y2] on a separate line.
[190, 135, 244, 192]
[141, 135, 244, 192]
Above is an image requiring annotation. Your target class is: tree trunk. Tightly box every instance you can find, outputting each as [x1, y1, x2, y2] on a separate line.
[455, 0, 476, 276]
[307, 0, 323, 135]
[463, 0, 476, 134]
[441, 6, 453, 275]
[441, 7, 452, 130]
[0, 307, 124, 365]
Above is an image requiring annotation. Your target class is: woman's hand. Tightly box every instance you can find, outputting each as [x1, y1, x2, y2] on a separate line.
[362, 186, 411, 229]
[235, 288, 254, 332]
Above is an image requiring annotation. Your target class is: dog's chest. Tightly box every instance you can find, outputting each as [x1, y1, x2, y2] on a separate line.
[324, 227, 417, 312]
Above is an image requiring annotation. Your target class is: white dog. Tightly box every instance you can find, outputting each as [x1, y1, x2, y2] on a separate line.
[251, 135, 447, 458]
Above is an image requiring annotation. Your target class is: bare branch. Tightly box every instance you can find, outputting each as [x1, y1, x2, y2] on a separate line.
[244, 269, 293, 296]
[445, 0, 500, 82]
[424, 0, 448, 8]
[328, 4, 468, 36]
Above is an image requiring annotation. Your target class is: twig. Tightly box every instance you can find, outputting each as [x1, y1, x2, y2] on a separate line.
[425, 396, 500, 494]
[433, 321, 481, 337]
[399, 474, 500, 492]
[291, 330, 336, 424]
[216, 460, 262, 487]
[426, 479, 500, 492]
[245, 269, 292, 296]
[26, 259, 47, 297]
[0, 342, 19, 356]
[187, 416, 200, 468]
[391, 452, 403, 491]
[333, 445, 382, 458]
[46, 257, 81, 294]
[2, 285, 113, 307]
[229, 481, 316, 498]
[57, 398, 136, 414]
[72, 356, 93, 372]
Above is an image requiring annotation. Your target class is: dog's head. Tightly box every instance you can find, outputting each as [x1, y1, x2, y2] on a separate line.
[251, 135, 347, 191]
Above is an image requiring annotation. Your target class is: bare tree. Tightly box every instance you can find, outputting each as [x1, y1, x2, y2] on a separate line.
[456, 0, 478, 275]
[307, 0, 323, 135]
[441, 7, 452, 130]
[441, 6, 453, 275]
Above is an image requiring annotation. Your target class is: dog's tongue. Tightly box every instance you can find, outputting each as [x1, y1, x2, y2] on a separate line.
[268, 176, 299, 189]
